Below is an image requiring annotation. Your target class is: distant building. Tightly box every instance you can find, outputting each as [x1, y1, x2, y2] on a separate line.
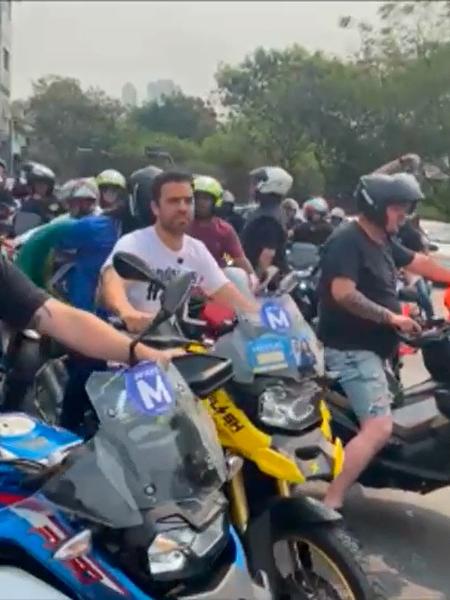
[0, 1, 12, 167]
[146, 79, 181, 104]
[121, 82, 138, 108]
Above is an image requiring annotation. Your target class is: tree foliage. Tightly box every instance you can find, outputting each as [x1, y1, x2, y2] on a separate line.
[131, 93, 217, 141]
[17, 4, 450, 213]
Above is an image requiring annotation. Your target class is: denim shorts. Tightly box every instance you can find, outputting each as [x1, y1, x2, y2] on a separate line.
[325, 348, 393, 422]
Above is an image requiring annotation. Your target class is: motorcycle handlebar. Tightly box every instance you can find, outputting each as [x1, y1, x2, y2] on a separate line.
[397, 318, 450, 347]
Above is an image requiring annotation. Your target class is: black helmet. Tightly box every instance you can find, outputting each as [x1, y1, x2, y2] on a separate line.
[355, 172, 424, 228]
[22, 162, 56, 195]
[129, 165, 163, 226]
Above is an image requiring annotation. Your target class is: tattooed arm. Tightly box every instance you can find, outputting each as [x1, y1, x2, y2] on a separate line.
[330, 277, 421, 333]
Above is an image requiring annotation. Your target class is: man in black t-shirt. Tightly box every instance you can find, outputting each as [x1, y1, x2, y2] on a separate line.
[319, 172, 450, 510]
[0, 255, 182, 413]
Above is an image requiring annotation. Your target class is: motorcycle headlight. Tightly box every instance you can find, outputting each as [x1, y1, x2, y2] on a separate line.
[258, 381, 320, 430]
[147, 513, 226, 578]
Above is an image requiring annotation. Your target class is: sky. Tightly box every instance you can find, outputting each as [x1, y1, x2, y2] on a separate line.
[12, 1, 381, 102]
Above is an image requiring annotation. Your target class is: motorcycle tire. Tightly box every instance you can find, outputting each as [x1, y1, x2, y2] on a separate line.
[271, 521, 386, 600]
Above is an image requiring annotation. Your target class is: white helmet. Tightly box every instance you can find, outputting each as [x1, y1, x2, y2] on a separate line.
[96, 169, 127, 190]
[330, 206, 346, 220]
[222, 190, 236, 205]
[250, 166, 293, 197]
[71, 177, 99, 201]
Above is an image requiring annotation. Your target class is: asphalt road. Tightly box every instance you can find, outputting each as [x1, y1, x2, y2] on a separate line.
[305, 289, 450, 599]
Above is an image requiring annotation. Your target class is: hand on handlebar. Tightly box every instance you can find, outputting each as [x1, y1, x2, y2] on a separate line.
[135, 345, 186, 369]
[157, 347, 187, 368]
[388, 312, 422, 335]
[119, 307, 155, 333]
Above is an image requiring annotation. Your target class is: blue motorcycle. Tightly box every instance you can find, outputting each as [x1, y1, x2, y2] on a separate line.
[0, 273, 271, 600]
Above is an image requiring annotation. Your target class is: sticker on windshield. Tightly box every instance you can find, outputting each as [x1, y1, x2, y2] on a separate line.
[260, 301, 292, 333]
[246, 335, 295, 373]
[125, 362, 175, 416]
[291, 335, 316, 369]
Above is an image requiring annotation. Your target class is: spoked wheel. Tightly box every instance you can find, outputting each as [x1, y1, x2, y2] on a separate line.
[272, 523, 386, 600]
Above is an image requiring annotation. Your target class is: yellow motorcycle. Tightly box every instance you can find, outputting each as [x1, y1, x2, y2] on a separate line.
[111, 252, 385, 600]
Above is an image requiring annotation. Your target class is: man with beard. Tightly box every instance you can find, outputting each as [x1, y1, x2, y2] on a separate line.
[99, 170, 257, 333]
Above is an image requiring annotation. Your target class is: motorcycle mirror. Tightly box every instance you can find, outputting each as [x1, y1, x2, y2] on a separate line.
[256, 265, 279, 294]
[128, 272, 193, 365]
[113, 252, 157, 283]
[161, 272, 194, 315]
[278, 272, 299, 295]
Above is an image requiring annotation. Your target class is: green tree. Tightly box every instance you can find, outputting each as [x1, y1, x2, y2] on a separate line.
[24, 75, 123, 178]
[132, 93, 217, 142]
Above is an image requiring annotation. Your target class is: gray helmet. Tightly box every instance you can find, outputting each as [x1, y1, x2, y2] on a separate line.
[355, 172, 424, 228]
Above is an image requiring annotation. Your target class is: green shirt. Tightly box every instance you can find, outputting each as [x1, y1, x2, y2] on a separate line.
[15, 216, 76, 289]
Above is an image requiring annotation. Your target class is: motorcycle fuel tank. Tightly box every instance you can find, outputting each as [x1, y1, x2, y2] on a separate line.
[0, 413, 81, 464]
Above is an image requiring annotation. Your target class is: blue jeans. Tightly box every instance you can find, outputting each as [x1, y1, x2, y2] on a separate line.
[325, 348, 393, 422]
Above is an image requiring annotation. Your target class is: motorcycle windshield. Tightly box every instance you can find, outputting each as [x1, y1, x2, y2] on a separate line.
[41, 363, 226, 529]
[214, 294, 324, 383]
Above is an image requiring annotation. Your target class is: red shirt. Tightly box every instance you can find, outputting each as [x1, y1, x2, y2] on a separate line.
[188, 217, 244, 267]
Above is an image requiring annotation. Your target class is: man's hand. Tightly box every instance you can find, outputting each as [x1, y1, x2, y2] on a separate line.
[119, 307, 154, 333]
[136, 346, 186, 369]
[388, 312, 422, 334]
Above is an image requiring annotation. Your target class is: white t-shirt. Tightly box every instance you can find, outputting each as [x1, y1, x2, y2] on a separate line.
[102, 226, 228, 312]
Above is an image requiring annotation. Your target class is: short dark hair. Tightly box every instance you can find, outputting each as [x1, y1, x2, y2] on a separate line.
[151, 170, 193, 204]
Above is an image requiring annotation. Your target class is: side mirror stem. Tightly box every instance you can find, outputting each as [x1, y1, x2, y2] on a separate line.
[128, 309, 170, 365]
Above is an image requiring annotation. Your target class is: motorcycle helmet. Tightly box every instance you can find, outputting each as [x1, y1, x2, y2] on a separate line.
[281, 197, 298, 212]
[23, 162, 56, 196]
[222, 189, 235, 205]
[96, 169, 127, 191]
[193, 175, 224, 206]
[58, 179, 77, 202]
[303, 197, 329, 221]
[71, 178, 99, 201]
[355, 173, 424, 229]
[330, 206, 346, 227]
[330, 206, 346, 220]
[129, 165, 163, 226]
[249, 166, 293, 198]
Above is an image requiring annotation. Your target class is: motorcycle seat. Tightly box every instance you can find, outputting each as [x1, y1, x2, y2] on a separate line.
[392, 397, 442, 441]
[327, 386, 442, 443]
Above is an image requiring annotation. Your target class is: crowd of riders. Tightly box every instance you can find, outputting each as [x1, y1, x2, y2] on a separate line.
[1, 152, 450, 513]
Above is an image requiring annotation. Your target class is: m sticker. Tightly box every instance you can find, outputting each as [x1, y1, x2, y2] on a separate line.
[260, 301, 291, 333]
[125, 362, 175, 416]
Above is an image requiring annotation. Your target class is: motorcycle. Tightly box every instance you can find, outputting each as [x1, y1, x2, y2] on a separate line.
[112, 252, 384, 600]
[0, 270, 271, 599]
[327, 318, 450, 494]
[286, 242, 320, 324]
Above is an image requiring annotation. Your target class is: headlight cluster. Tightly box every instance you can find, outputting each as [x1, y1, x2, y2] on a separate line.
[258, 380, 321, 430]
[147, 513, 226, 579]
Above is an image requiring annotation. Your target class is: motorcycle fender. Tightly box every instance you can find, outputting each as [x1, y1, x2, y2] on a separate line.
[243, 496, 341, 585]
[0, 566, 70, 599]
